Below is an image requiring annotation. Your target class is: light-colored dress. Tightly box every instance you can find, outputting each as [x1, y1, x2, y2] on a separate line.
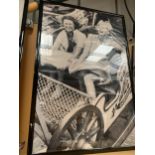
[41, 29, 86, 69]
[68, 33, 126, 97]
[69, 34, 125, 76]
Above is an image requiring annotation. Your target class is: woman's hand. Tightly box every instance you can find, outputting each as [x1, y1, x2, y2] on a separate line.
[70, 58, 80, 66]
[68, 57, 76, 64]
[68, 58, 81, 73]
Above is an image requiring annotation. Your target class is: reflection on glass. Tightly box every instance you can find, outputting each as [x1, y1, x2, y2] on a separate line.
[86, 45, 114, 62]
[31, 3, 134, 154]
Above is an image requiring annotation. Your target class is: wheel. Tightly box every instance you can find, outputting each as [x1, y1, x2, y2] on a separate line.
[48, 104, 104, 151]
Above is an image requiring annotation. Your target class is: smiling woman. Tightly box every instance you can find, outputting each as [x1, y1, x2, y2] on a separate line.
[53, 15, 85, 55]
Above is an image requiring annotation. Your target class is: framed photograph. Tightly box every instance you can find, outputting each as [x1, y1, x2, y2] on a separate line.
[28, 0, 135, 154]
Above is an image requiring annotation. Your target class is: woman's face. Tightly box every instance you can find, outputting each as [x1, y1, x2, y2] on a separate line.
[63, 19, 75, 32]
[76, 11, 85, 20]
[97, 26, 110, 36]
[79, 17, 89, 26]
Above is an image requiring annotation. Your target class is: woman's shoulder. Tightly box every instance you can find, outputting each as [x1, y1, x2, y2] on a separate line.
[74, 30, 85, 36]
[57, 29, 66, 36]
[55, 30, 68, 42]
[74, 30, 86, 40]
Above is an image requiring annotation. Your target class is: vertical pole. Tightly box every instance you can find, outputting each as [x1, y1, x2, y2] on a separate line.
[115, 0, 118, 14]
[77, 0, 81, 6]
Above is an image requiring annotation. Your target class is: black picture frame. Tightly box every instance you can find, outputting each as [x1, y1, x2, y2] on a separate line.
[28, 0, 135, 154]
[19, 0, 29, 67]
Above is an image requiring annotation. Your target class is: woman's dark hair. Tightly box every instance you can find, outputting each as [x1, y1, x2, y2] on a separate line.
[62, 16, 80, 29]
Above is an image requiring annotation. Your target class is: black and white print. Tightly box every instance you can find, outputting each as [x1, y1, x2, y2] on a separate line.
[31, 1, 134, 154]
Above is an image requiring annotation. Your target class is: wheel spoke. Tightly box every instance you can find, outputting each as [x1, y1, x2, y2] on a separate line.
[86, 116, 98, 132]
[83, 111, 93, 130]
[87, 127, 100, 139]
[76, 115, 84, 132]
[67, 124, 77, 140]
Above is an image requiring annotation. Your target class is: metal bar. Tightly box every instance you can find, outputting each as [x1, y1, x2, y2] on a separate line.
[115, 0, 118, 14]
[77, 0, 81, 6]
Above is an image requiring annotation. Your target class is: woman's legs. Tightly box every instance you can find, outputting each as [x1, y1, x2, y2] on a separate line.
[83, 74, 99, 98]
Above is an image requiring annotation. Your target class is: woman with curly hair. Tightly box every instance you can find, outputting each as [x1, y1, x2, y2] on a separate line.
[69, 20, 126, 98]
